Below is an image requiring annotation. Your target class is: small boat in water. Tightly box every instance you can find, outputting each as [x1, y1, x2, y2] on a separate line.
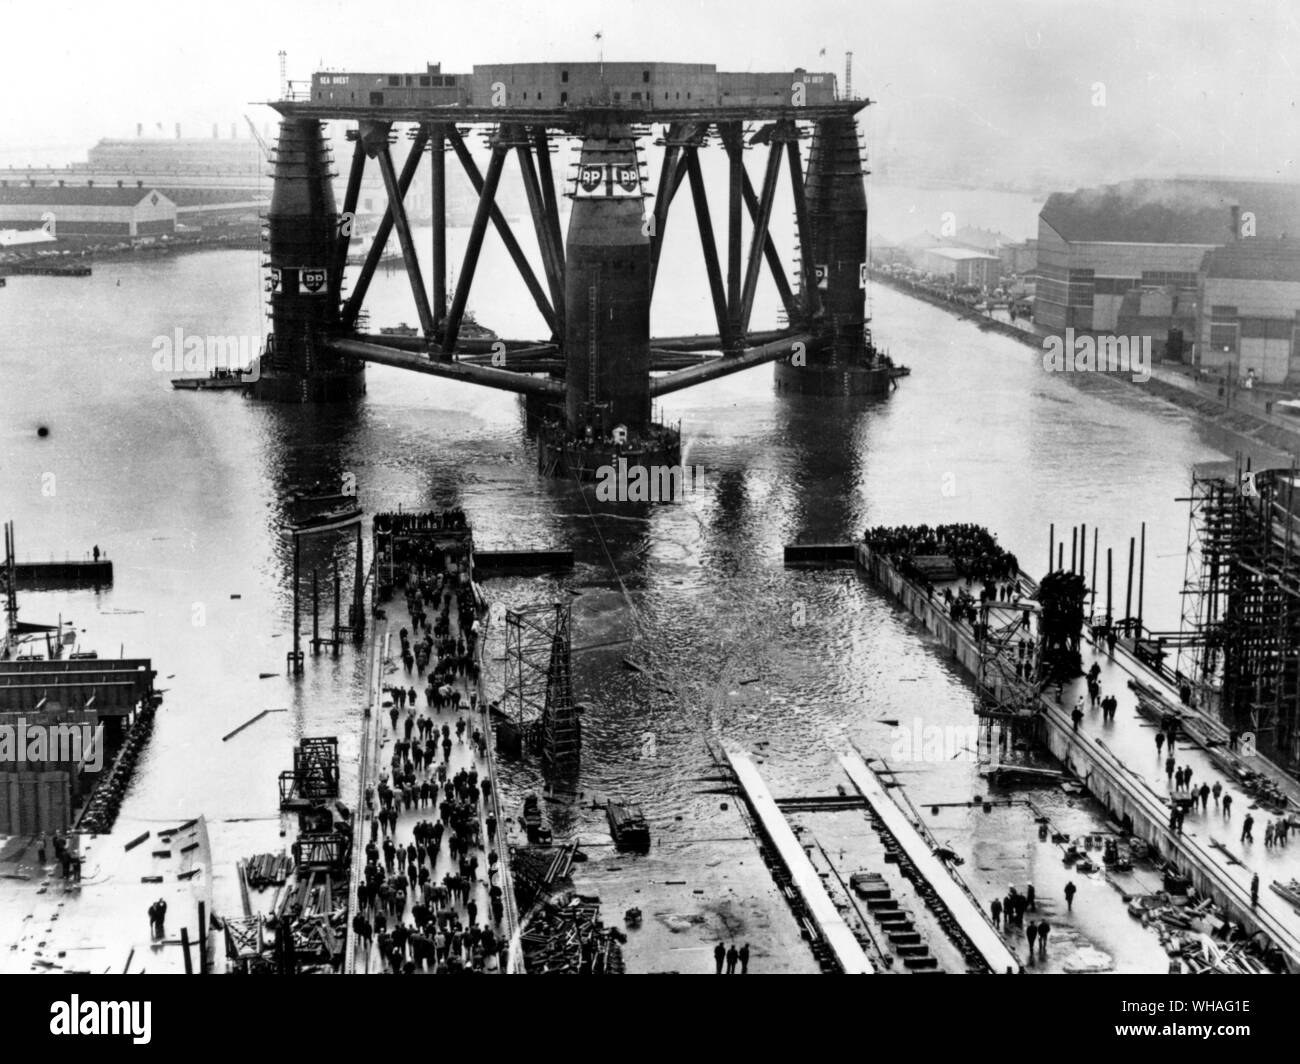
[521, 793, 551, 844]
[287, 504, 363, 535]
[171, 367, 253, 391]
[379, 322, 419, 337]
[606, 800, 650, 852]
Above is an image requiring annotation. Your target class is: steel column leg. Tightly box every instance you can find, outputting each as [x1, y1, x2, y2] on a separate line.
[444, 144, 508, 356]
[377, 129, 435, 339]
[448, 128, 558, 338]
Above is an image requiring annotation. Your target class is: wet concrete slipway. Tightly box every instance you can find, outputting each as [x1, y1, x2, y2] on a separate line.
[0, 229, 1286, 973]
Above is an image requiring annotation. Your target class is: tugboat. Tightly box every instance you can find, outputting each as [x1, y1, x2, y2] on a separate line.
[171, 366, 254, 391]
[606, 800, 650, 852]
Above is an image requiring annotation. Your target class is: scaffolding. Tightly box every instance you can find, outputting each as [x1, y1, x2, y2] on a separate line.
[503, 603, 580, 774]
[973, 598, 1042, 723]
[1178, 462, 1300, 768]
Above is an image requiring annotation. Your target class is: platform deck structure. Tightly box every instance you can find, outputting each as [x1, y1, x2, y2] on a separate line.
[252, 59, 888, 426]
[724, 743, 873, 974]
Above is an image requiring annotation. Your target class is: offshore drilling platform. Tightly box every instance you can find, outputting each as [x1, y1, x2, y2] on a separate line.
[257, 61, 901, 476]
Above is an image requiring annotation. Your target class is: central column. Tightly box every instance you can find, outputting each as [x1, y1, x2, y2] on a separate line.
[563, 123, 651, 434]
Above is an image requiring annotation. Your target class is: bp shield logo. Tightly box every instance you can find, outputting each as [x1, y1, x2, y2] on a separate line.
[269, 267, 282, 293]
[578, 165, 604, 195]
[615, 165, 639, 194]
[1240, 731, 1256, 757]
[302, 269, 327, 294]
[814, 264, 829, 290]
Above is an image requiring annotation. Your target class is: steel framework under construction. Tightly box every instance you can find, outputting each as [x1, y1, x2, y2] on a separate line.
[502, 603, 580, 773]
[1178, 462, 1300, 768]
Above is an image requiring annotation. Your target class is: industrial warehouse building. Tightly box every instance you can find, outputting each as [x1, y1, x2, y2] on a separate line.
[1034, 179, 1300, 334]
[0, 184, 176, 238]
[1197, 239, 1300, 384]
[915, 246, 1001, 287]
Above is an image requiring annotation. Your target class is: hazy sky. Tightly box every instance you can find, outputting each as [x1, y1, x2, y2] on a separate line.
[1, 0, 1296, 183]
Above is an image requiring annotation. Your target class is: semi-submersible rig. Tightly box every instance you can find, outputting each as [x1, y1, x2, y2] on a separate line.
[257, 60, 902, 477]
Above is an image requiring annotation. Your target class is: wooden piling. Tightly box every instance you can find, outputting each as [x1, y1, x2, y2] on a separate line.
[1107, 547, 1113, 624]
[1125, 536, 1136, 633]
[1137, 521, 1146, 637]
[197, 901, 208, 974]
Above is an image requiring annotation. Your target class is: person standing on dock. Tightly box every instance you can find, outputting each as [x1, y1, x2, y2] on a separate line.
[1071, 703, 1084, 732]
[1064, 881, 1077, 912]
[92, 544, 99, 563]
[1037, 920, 1049, 957]
[1241, 813, 1254, 843]
[1251, 873, 1259, 910]
[726, 943, 739, 974]
[739, 943, 750, 973]
[1026, 921, 1038, 958]
[1199, 783, 1210, 812]
[713, 941, 726, 973]
[1223, 793, 1233, 819]
[1156, 731, 1165, 754]
[1212, 781, 1222, 808]
[1026, 884, 1036, 912]
[1165, 755, 1176, 783]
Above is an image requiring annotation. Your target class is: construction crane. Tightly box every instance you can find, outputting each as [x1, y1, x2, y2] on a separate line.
[245, 114, 272, 161]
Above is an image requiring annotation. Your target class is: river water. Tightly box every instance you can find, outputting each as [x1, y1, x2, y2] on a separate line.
[0, 194, 1272, 970]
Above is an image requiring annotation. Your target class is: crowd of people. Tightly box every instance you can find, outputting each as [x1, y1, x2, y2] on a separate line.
[350, 548, 506, 975]
[863, 523, 1021, 586]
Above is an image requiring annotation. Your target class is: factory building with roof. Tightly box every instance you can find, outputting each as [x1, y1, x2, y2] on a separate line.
[915, 246, 1002, 287]
[1197, 239, 1300, 384]
[1034, 179, 1300, 333]
[0, 184, 176, 237]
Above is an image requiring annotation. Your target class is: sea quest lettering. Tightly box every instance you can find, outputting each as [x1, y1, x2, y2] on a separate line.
[50, 996, 151, 1044]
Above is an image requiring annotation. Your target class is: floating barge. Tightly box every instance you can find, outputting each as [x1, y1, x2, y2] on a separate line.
[606, 800, 650, 852]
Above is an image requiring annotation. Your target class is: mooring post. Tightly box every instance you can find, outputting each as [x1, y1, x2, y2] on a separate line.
[180, 926, 193, 975]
